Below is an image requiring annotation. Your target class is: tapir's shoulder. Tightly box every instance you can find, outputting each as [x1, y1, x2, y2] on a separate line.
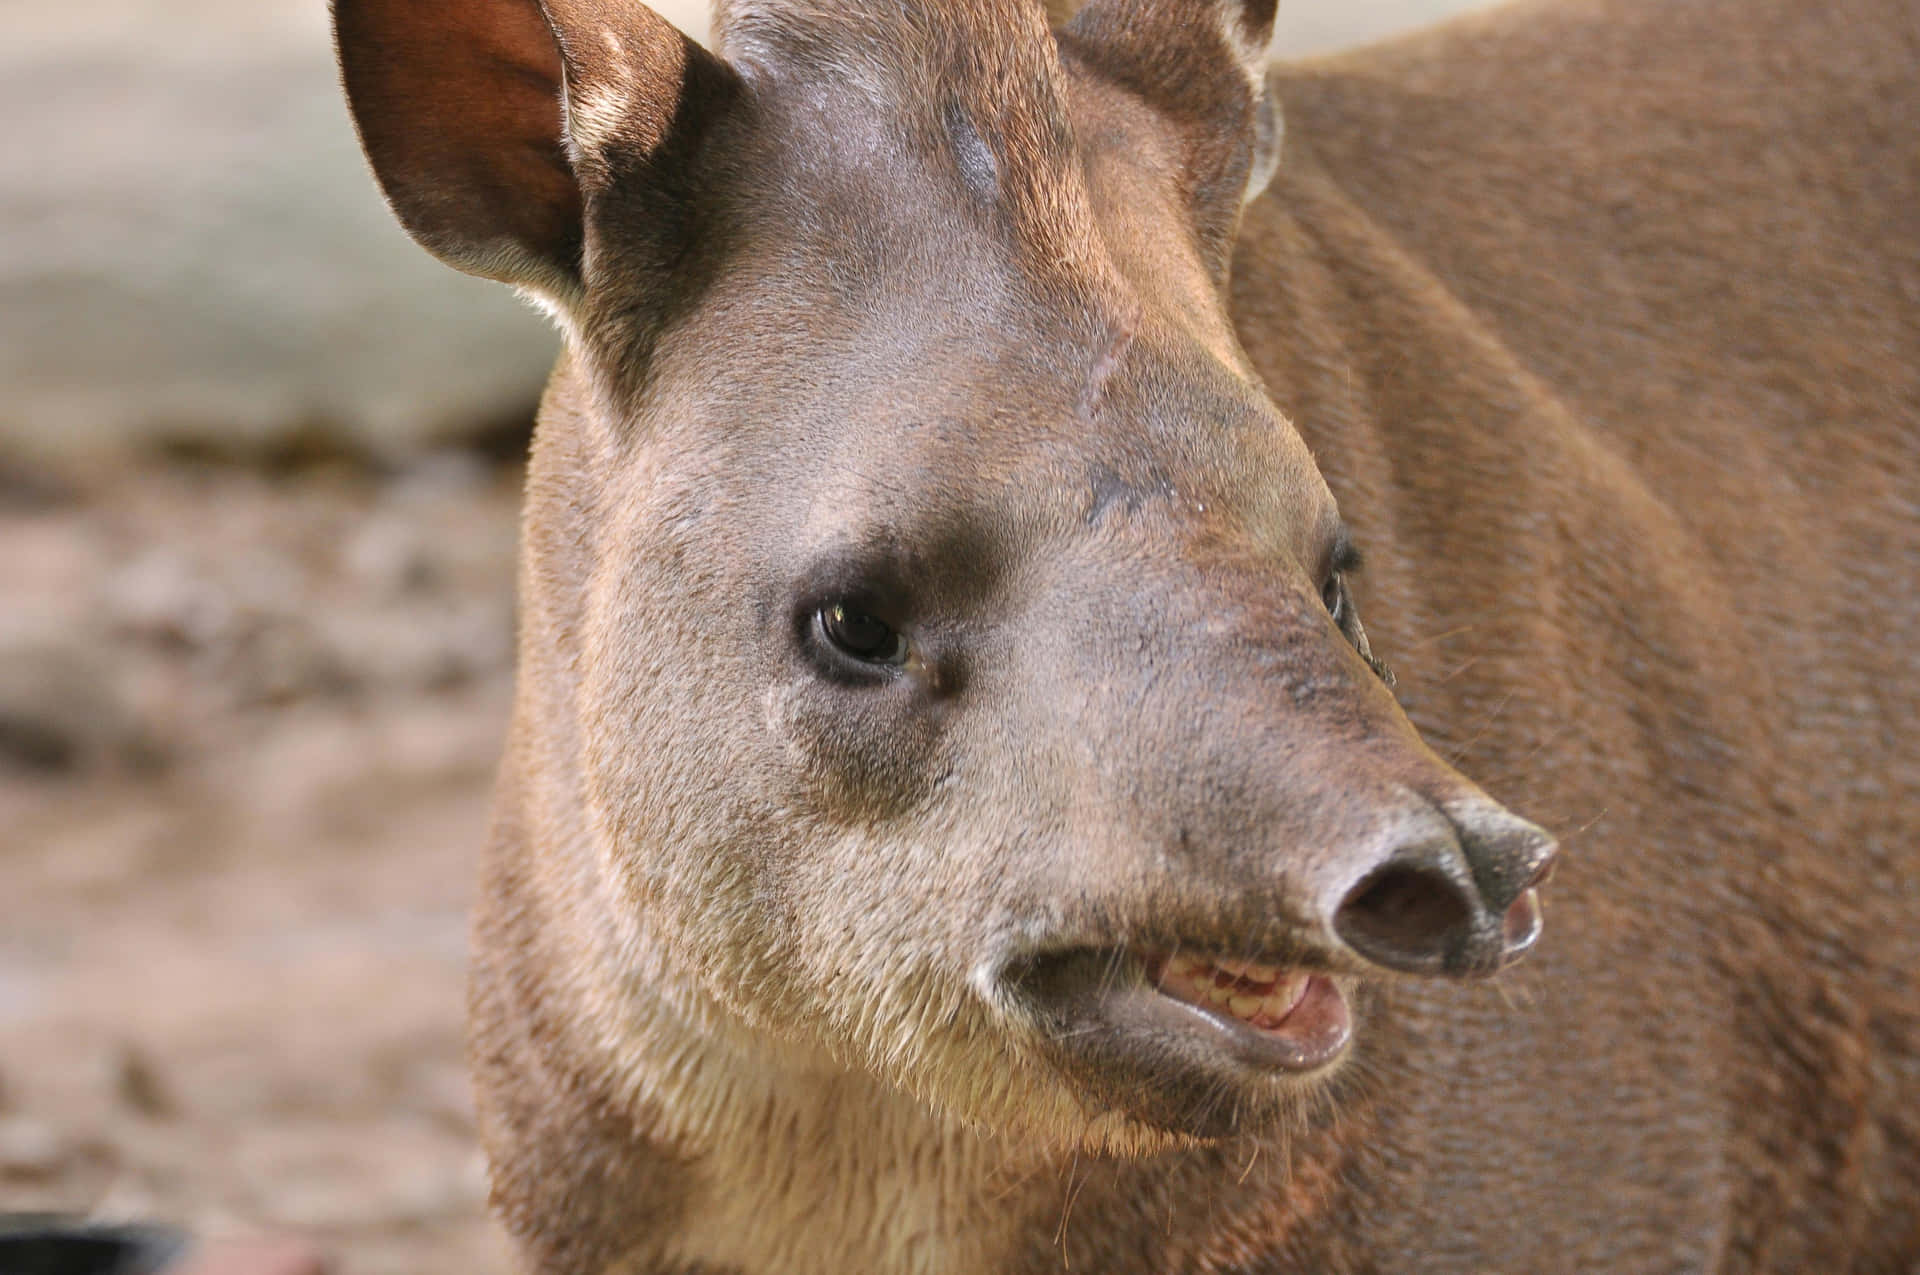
[1255, 0, 1920, 568]
[1267, 0, 1918, 272]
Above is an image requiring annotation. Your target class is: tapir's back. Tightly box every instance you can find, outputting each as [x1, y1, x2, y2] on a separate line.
[1242, 0, 1920, 1261]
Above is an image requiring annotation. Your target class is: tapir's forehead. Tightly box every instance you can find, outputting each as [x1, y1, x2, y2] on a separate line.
[706, 12, 1194, 326]
[720, 0, 1084, 254]
[655, 218, 1333, 574]
[614, 13, 1335, 566]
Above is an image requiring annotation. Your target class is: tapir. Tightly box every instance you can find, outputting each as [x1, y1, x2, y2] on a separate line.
[333, 0, 1920, 1269]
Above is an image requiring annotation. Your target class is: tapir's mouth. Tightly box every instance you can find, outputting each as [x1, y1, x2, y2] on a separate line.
[1008, 944, 1358, 1135]
[1141, 952, 1351, 1070]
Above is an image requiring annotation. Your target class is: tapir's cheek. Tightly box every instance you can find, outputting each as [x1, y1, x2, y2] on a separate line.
[763, 679, 948, 817]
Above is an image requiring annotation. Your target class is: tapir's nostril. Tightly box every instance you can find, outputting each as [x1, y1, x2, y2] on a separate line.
[1333, 860, 1478, 976]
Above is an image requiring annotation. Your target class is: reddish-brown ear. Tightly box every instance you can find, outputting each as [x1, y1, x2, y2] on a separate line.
[334, 0, 735, 306]
[1060, 0, 1282, 280]
[334, 0, 582, 296]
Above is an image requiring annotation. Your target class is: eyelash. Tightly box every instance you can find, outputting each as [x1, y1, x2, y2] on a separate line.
[1321, 556, 1395, 688]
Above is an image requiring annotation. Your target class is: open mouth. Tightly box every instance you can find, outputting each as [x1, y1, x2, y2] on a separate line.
[1009, 942, 1358, 1135]
[1142, 951, 1352, 1071]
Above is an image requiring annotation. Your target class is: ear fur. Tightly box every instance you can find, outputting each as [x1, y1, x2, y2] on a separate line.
[334, 0, 734, 309]
[1061, 0, 1284, 278]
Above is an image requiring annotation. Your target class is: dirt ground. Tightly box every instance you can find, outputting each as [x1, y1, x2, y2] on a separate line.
[1, 456, 530, 1272]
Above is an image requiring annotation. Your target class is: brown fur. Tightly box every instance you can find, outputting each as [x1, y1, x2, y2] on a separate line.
[334, 0, 1919, 1269]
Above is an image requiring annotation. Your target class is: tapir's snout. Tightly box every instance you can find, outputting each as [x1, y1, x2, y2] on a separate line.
[1329, 800, 1558, 979]
[1028, 551, 1560, 988]
[1010, 769, 1560, 1135]
[1006, 562, 1562, 1134]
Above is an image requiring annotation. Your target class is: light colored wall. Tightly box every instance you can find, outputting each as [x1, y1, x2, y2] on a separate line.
[651, 1, 1495, 55]
[0, 1, 1494, 467]
[1273, 0, 1500, 56]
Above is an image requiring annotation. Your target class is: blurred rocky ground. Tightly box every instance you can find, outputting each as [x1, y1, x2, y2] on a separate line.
[1, 0, 1494, 1269]
[0, 457, 525, 1273]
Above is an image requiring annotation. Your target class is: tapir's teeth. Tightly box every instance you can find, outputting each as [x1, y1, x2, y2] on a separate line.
[1154, 955, 1311, 1031]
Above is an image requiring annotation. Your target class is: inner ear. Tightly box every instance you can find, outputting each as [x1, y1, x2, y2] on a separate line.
[336, 0, 740, 309]
[336, 0, 584, 297]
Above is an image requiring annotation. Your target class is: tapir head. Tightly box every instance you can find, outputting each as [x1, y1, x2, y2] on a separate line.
[338, 0, 1555, 1144]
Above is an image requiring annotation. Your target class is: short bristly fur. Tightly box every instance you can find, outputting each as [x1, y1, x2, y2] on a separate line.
[333, 0, 1920, 1270]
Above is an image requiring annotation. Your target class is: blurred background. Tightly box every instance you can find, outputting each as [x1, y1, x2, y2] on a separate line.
[0, 1, 1494, 1269]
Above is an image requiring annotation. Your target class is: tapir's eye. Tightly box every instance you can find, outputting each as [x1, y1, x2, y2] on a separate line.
[1318, 533, 1395, 688]
[1321, 572, 1348, 625]
[817, 604, 909, 667]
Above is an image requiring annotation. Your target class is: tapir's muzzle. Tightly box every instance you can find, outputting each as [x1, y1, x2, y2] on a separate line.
[999, 579, 1561, 1137]
[978, 546, 1565, 1137]
[1006, 787, 1557, 1136]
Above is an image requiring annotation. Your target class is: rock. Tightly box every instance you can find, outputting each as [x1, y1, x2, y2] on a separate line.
[0, 630, 159, 773]
[1271, 0, 1500, 56]
[314, 601, 514, 696]
[224, 621, 354, 708]
[0, 1116, 71, 1180]
[342, 515, 441, 601]
[111, 1043, 178, 1120]
[104, 550, 234, 653]
[176, 1242, 334, 1275]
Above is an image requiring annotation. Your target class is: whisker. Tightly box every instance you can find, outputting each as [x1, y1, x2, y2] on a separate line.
[1442, 690, 1517, 765]
[1054, 1122, 1098, 1267]
[1567, 805, 1613, 837]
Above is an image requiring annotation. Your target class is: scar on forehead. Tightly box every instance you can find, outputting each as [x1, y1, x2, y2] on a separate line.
[944, 102, 999, 203]
[1077, 321, 1135, 419]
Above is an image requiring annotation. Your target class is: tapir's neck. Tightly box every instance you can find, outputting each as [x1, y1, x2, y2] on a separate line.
[637, 1054, 1024, 1274]
[474, 773, 1043, 1273]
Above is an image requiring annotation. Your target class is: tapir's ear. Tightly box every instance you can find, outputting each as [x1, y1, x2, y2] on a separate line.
[333, 0, 736, 308]
[1060, 0, 1282, 279]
